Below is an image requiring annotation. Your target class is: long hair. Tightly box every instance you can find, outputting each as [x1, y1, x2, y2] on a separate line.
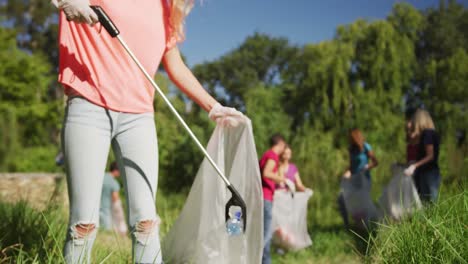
[349, 128, 365, 152]
[280, 145, 291, 162]
[412, 109, 435, 137]
[167, 0, 194, 43]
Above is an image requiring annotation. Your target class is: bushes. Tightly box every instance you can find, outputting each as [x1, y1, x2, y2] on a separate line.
[0, 27, 62, 173]
[9, 146, 62, 173]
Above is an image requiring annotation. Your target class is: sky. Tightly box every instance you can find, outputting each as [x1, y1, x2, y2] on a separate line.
[179, 0, 468, 67]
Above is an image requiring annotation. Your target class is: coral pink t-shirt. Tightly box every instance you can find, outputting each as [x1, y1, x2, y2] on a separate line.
[259, 150, 279, 201]
[58, 0, 177, 113]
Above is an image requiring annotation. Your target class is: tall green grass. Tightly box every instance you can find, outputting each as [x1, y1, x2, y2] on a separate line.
[368, 189, 467, 264]
[0, 200, 66, 263]
[0, 191, 187, 263]
[0, 185, 466, 263]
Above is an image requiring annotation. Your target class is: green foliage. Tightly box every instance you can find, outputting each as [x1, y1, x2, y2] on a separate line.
[0, 107, 19, 171]
[0, 0, 59, 66]
[12, 146, 62, 172]
[283, 39, 355, 130]
[193, 32, 299, 108]
[244, 85, 292, 154]
[388, 2, 425, 41]
[0, 28, 52, 104]
[423, 48, 468, 135]
[290, 126, 348, 227]
[154, 74, 214, 192]
[0, 27, 62, 172]
[415, 0, 468, 133]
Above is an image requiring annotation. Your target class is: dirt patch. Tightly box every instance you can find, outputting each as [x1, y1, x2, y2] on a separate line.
[0, 173, 68, 210]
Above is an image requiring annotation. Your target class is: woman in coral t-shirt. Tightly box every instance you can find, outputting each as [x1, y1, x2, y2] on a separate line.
[53, 0, 244, 263]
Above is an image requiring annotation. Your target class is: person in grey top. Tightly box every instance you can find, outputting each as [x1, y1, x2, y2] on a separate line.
[99, 162, 125, 233]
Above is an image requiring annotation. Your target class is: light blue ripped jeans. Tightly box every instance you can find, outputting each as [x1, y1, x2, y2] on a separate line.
[62, 97, 162, 264]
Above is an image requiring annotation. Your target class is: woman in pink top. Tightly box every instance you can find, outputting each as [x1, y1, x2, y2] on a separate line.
[53, 1, 244, 263]
[277, 146, 307, 192]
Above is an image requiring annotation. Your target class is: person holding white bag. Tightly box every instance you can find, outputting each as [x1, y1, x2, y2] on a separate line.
[276, 146, 308, 192]
[338, 128, 378, 228]
[404, 110, 441, 203]
[51, 0, 245, 263]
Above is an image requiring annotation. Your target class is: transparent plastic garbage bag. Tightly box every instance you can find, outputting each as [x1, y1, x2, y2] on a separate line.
[379, 164, 422, 221]
[272, 188, 313, 251]
[340, 172, 379, 226]
[162, 119, 263, 264]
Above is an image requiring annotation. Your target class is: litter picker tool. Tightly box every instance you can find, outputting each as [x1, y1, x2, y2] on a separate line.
[89, 6, 247, 232]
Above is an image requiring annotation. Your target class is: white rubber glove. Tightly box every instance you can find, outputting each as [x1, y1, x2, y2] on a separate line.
[343, 170, 352, 179]
[56, 0, 99, 25]
[284, 178, 296, 193]
[404, 164, 416, 176]
[208, 103, 245, 128]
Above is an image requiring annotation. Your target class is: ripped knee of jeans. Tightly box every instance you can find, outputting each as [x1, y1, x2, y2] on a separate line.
[69, 222, 97, 246]
[133, 218, 161, 245]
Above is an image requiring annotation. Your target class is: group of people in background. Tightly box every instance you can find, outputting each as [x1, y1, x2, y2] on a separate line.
[338, 108, 441, 228]
[259, 108, 441, 264]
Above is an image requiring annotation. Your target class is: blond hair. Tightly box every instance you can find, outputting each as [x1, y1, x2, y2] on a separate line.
[167, 0, 194, 43]
[412, 109, 435, 137]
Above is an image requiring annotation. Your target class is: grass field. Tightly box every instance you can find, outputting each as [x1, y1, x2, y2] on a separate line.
[0, 183, 466, 263]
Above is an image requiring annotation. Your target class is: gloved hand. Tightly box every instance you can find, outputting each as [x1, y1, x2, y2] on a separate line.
[343, 170, 352, 179]
[208, 103, 245, 127]
[404, 164, 416, 176]
[284, 179, 296, 193]
[56, 0, 99, 25]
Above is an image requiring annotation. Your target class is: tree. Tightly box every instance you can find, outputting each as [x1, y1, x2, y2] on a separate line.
[0, 27, 61, 171]
[415, 0, 468, 135]
[282, 39, 355, 131]
[244, 84, 291, 154]
[193, 33, 299, 108]
[1, 0, 59, 67]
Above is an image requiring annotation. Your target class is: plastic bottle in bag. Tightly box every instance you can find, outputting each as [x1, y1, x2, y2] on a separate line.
[226, 207, 244, 236]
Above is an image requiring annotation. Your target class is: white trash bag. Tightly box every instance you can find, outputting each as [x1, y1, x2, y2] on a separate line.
[162, 119, 263, 264]
[272, 188, 313, 251]
[340, 172, 379, 226]
[379, 164, 422, 221]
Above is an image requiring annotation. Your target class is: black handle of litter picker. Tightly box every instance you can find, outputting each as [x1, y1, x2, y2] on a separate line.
[225, 185, 247, 232]
[90, 6, 120, 37]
